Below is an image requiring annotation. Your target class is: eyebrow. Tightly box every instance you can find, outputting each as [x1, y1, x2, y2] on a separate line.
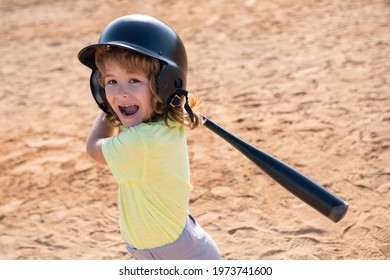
[104, 73, 114, 79]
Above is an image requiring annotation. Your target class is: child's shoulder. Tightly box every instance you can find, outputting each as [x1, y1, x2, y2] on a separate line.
[114, 120, 185, 151]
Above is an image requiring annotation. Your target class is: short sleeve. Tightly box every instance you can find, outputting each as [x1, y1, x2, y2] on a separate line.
[102, 127, 145, 183]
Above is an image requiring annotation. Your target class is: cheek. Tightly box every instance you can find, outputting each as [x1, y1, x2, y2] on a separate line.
[145, 93, 154, 109]
[141, 94, 153, 117]
[104, 89, 115, 103]
[104, 96, 118, 115]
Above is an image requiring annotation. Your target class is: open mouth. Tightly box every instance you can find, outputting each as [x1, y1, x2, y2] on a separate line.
[118, 105, 139, 116]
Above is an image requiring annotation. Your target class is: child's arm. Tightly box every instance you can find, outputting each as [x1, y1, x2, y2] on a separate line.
[86, 111, 117, 164]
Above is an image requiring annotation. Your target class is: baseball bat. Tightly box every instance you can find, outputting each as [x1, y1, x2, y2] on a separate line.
[202, 115, 348, 223]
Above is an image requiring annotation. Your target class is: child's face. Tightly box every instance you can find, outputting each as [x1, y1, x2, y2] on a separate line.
[103, 59, 153, 128]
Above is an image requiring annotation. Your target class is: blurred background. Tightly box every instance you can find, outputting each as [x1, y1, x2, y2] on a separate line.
[0, 0, 389, 259]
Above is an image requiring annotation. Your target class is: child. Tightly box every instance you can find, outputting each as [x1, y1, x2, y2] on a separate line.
[78, 14, 221, 260]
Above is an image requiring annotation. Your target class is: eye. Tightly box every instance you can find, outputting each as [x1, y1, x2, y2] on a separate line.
[106, 79, 117, 85]
[129, 79, 141, 84]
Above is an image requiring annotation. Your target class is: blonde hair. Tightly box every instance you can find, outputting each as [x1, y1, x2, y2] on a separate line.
[94, 46, 202, 129]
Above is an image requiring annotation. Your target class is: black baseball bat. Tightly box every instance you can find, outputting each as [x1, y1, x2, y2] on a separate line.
[202, 115, 348, 223]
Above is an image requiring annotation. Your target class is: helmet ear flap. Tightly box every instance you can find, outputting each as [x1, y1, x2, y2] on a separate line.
[90, 70, 116, 116]
[157, 63, 186, 104]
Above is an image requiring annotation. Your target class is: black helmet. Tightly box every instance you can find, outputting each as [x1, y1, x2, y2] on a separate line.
[78, 14, 189, 116]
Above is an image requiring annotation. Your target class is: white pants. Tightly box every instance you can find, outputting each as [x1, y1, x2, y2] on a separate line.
[126, 214, 221, 260]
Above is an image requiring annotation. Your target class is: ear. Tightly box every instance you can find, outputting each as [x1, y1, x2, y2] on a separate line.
[89, 70, 116, 115]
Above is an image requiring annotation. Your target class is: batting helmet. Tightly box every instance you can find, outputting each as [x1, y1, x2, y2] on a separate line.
[78, 14, 188, 116]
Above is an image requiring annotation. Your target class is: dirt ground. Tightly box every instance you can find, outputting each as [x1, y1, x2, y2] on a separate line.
[0, 0, 389, 260]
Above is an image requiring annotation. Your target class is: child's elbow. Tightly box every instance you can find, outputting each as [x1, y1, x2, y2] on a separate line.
[85, 143, 94, 158]
[85, 142, 106, 164]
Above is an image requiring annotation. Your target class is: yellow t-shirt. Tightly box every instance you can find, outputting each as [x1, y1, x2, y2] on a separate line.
[102, 120, 193, 249]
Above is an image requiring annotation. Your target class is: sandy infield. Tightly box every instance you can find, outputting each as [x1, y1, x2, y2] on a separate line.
[0, 0, 389, 259]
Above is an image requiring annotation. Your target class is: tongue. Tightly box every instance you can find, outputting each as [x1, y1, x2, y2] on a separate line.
[124, 105, 138, 116]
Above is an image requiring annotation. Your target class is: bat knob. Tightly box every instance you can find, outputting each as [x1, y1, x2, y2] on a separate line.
[328, 202, 349, 223]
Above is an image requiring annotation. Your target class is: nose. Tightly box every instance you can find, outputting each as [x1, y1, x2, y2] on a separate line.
[113, 82, 132, 97]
